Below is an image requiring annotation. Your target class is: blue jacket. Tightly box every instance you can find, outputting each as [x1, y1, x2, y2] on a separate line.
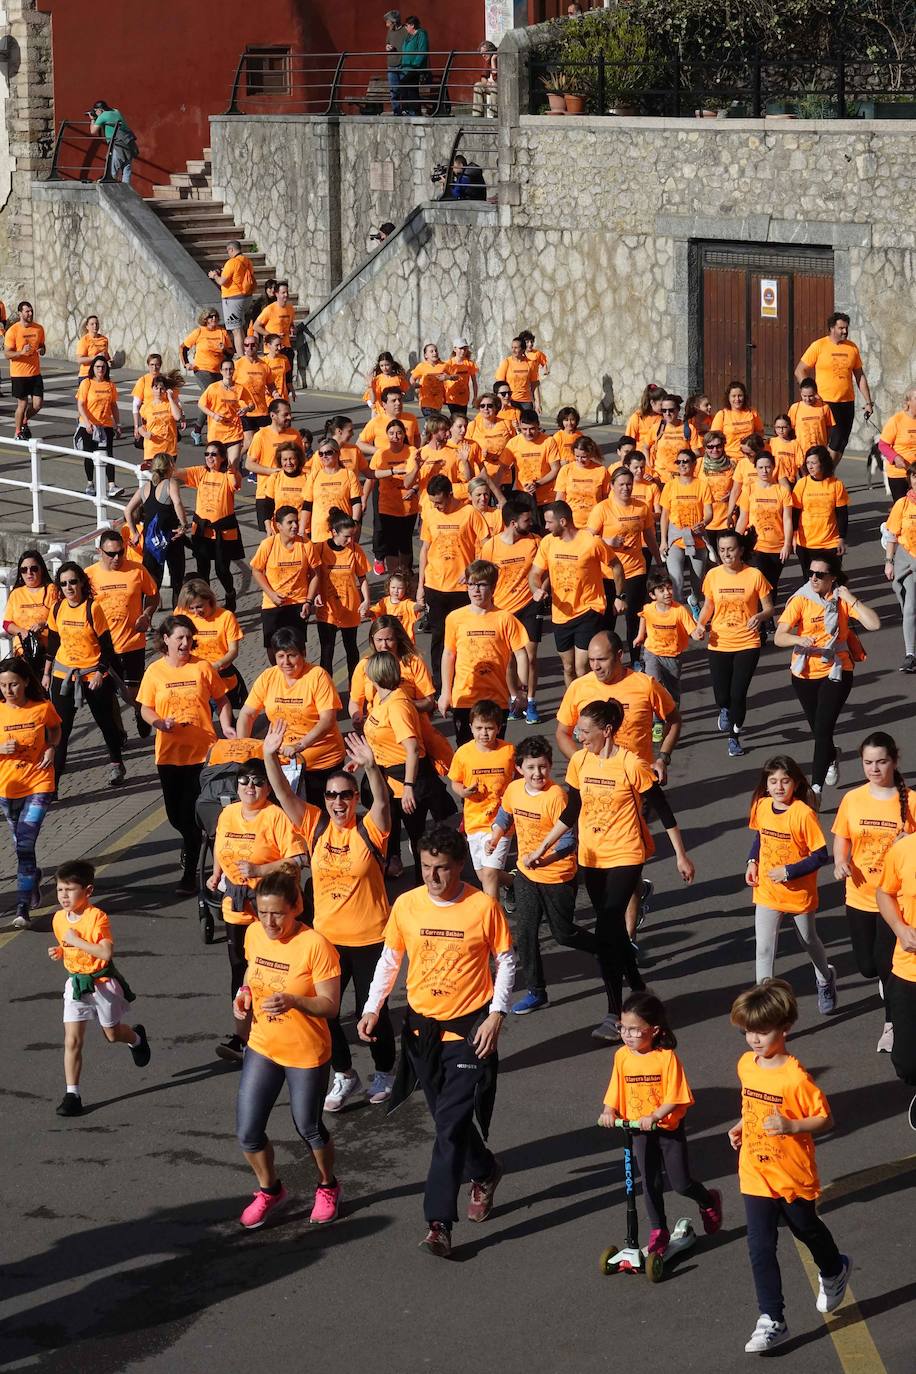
[401, 28, 429, 71]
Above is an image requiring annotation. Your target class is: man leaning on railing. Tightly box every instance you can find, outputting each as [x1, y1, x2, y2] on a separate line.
[89, 100, 139, 185]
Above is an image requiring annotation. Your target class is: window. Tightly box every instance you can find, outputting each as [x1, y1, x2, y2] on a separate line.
[245, 47, 291, 97]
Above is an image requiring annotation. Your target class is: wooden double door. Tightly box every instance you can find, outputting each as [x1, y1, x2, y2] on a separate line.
[700, 244, 834, 424]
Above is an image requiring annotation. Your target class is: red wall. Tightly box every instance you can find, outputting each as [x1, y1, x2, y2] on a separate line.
[39, 1, 485, 197]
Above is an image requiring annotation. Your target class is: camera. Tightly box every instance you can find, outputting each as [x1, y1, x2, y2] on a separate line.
[431, 162, 448, 184]
[369, 233, 383, 242]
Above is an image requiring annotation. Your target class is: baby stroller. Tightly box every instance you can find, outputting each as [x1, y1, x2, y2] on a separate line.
[194, 738, 264, 944]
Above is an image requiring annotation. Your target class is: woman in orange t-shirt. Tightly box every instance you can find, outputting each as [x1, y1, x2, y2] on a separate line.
[198, 357, 253, 469]
[75, 356, 121, 497]
[0, 655, 61, 929]
[467, 394, 515, 491]
[43, 561, 124, 785]
[175, 577, 246, 709]
[692, 530, 773, 758]
[179, 438, 244, 609]
[310, 512, 370, 689]
[883, 461, 916, 672]
[625, 382, 666, 455]
[736, 451, 794, 607]
[685, 392, 713, 437]
[364, 351, 410, 414]
[369, 420, 420, 576]
[659, 449, 713, 610]
[791, 447, 849, 577]
[2, 548, 59, 673]
[711, 381, 764, 462]
[410, 343, 450, 416]
[588, 463, 659, 665]
[74, 314, 111, 377]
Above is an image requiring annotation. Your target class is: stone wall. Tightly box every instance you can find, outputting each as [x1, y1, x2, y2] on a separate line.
[31, 182, 217, 368]
[0, 0, 54, 305]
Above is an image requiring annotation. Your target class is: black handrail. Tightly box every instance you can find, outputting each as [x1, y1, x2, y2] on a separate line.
[48, 118, 127, 182]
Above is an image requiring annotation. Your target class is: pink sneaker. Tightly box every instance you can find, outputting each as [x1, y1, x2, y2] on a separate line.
[310, 1180, 341, 1224]
[239, 1185, 288, 1229]
[647, 1227, 670, 1256]
[700, 1187, 723, 1235]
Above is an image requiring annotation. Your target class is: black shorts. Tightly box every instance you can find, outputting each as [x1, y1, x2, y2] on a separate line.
[514, 600, 543, 645]
[378, 513, 417, 559]
[828, 400, 855, 453]
[11, 376, 44, 400]
[242, 414, 269, 434]
[112, 647, 147, 686]
[553, 607, 605, 654]
[255, 496, 275, 531]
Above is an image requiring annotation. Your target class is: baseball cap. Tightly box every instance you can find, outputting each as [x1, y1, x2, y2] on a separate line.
[453, 336, 470, 349]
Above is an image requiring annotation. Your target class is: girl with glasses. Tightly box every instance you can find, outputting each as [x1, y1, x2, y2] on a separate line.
[2, 549, 58, 673]
[791, 446, 849, 579]
[699, 429, 736, 563]
[659, 449, 713, 614]
[467, 397, 515, 493]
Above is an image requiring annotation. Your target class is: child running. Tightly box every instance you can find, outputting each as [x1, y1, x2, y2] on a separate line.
[599, 990, 722, 1256]
[746, 756, 836, 1013]
[48, 859, 150, 1118]
[370, 571, 419, 643]
[728, 979, 852, 1353]
[447, 700, 516, 900]
[634, 570, 695, 713]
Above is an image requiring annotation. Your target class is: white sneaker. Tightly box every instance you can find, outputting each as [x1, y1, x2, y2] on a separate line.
[368, 1070, 395, 1104]
[85, 482, 95, 495]
[108, 482, 125, 499]
[825, 752, 840, 787]
[744, 1315, 789, 1353]
[876, 1022, 894, 1053]
[816, 1255, 852, 1313]
[323, 1070, 363, 1113]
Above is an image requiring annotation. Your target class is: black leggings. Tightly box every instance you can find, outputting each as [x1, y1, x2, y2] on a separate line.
[886, 974, 916, 1086]
[623, 574, 648, 664]
[632, 1123, 714, 1230]
[51, 674, 124, 781]
[744, 1193, 842, 1323]
[260, 603, 306, 657]
[581, 864, 645, 1017]
[707, 647, 760, 732]
[77, 425, 115, 485]
[226, 920, 248, 1000]
[846, 905, 895, 1008]
[424, 588, 470, 691]
[751, 551, 784, 607]
[316, 621, 360, 684]
[329, 941, 396, 1073]
[791, 672, 853, 788]
[236, 1046, 331, 1153]
[157, 763, 203, 867]
[193, 535, 236, 605]
[514, 870, 597, 992]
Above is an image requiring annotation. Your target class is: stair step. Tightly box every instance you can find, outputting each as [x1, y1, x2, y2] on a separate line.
[185, 160, 212, 176]
[153, 200, 227, 217]
[169, 171, 212, 189]
[202, 147, 212, 160]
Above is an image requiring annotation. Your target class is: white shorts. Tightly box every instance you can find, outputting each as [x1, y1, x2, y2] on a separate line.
[62, 978, 129, 1027]
[467, 830, 511, 872]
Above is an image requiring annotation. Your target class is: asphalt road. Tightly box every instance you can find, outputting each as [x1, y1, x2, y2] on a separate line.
[1, 386, 914, 1374]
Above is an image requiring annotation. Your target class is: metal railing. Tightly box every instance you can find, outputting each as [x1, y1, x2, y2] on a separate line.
[48, 120, 119, 182]
[529, 54, 916, 119]
[224, 49, 491, 117]
[0, 435, 141, 535]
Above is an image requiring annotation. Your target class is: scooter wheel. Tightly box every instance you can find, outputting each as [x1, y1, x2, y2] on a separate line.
[645, 1251, 664, 1283]
[201, 912, 215, 945]
[599, 1247, 616, 1275]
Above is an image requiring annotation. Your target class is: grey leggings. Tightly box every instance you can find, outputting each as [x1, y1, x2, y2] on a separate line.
[665, 543, 707, 603]
[754, 905, 830, 984]
[892, 548, 916, 657]
[236, 1046, 331, 1153]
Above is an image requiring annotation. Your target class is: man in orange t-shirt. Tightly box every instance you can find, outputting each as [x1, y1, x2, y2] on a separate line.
[245, 399, 303, 530]
[478, 496, 543, 722]
[208, 238, 255, 356]
[416, 475, 489, 691]
[440, 560, 528, 747]
[795, 311, 872, 464]
[253, 280, 299, 372]
[531, 501, 624, 685]
[495, 336, 537, 408]
[87, 530, 159, 733]
[357, 825, 516, 1258]
[5, 301, 46, 439]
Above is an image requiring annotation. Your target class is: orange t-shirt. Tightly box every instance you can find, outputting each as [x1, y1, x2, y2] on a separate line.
[880, 412, 916, 477]
[248, 426, 303, 499]
[555, 462, 611, 529]
[185, 607, 243, 691]
[364, 688, 425, 798]
[364, 372, 410, 415]
[244, 664, 343, 770]
[660, 476, 713, 548]
[625, 410, 662, 453]
[183, 325, 232, 374]
[881, 833, 916, 982]
[553, 428, 583, 466]
[499, 779, 576, 884]
[566, 745, 655, 868]
[200, 382, 246, 445]
[47, 598, 110, 675]
[710, 407, 764, 461]
[737, 1052, 828, 1200]
[220, 253, 254, 298]
[415, 444, 475, 501]
[778, 590, 863, 679]
[52, 904, 113, 976]
[604, 1046, 694, 1129]
[638, 601, 694, 658]
[369, 595, 419, 642]
[556, 669, 675, 764]
[250, 533, 315, 607]
[448, 739, 515, 834]
[702, 464, 737, 530]
[180, 467, 240, 537]
[215, 801, 305, 924]
[749, 797, 825, 914]
[358, 412, 420, 449]
[887, 495, 916, 558]
[532, 530, 607, 622]
[410, 361, 448, 411]
[233, 357, 272, 416]
[297, 807, 389, 946]
[701, 564, 771, 652]
[799, 337, 863, 404]
[476, 532, 540, 614]
[632, 478, 659, 516]
[788, 400, 835, 452]
[262, 352, 292, 401]
[313, 540, 369, 628]
[651, 422, 702, 483]
[303, 466, 362, 542]
[76, 378, 118, 429]
[255, 301, 295, 348]
[76, 333, 110, 377]
[267, 469, 309, 516]
[5, 321, 45, 377]
[383, 883, 512, 1020]
[588, 495, 653, 580]
[311, 443, 370, 483]
[244, 920, 341, 1069]
[444, 606, 527, 709]
[792, 475, 848, 549]
[370, 446, 420, 517]
[738, 481, 792, 554]
[769, 436, 805, 483]
[140, 399, 178, 461]
[0, 699, 60, 798]
[495, 355, 536, 404]
[420, 502, 488, 593]
[207, 736, 264, 766]
[443, 358, 479, 407]
[3, 582, 59, 649]
[833, 784, 916, 913]
[136, 657, 224, 765]
[466, 416, 515, 480]
[350, 653, 434, 712]
[505, 432, 559, 504]
[85, 561, 158, 654]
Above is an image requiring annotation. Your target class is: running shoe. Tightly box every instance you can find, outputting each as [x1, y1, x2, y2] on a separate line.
[419, 1221, 452, 1258]
[373, 558, 386, 576]
[502, 879, 517, 915]
[824, 750, 840, 787]
[239, 1184, 288, 1229]
[876, 1022, 894, 1053]
[816, 1255, 852, 1313]
[899, 654, 916, 673]
[508, 699, 524, 720]
[717, 707, 731, 733]
[525, 700, 541, 724]
[11, 905, 30, 930]
[323, 1070, 363, 1112]
[107, 762, 126, 787]
[56, 1092, 83, 1117]
[130, 1024, 151, 1067]
[816, 966, 838, 1015]
[811, 783, 822, 812]
[512, 989, 549, 1015]
[215, 1034, 244, 1063]
[651, 721, 664, 743]
[20, 423, 32, 440]
[687, 596, 700, 621]
[591, 1014, 622, 1042]
[700, 1188, 723, 1235]
[647, 1226, 669, 1256]
[728, 734, 746, 758]
[744, 1316, 789, 1354]
[368, 1070, 395, 1104]
[467, 1158, 503, 1222]
[30, 868, 43, 909]
[85, 482, 95, 495]
[309, 1180, 341, 1224]
[190, 427, 203, 446]
[107, 483, 125, 499]
[14, 429, 25, 442]
[635, 878, 653, 930]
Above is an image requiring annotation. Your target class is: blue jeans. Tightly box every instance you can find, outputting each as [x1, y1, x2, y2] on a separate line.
[0, 792, 53, 905]
[387, 68, 403, 114]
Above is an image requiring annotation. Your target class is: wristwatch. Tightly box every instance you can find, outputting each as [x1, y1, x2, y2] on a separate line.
[658, 750, 672, 766]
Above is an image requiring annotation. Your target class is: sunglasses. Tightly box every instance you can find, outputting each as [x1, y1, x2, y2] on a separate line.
[59, 579, 81, 588]
[675, 458, 695, 464]
[238, 775, 268, 787]
[317, 448, 336, 457]
[205, 450, 222, 457]
[661, 408, 678, 415]
[479, 402, 496, 408]
[21, 564, 41, 573]
[809, 570, 831, 580]
[243, 341, 258, 347]
[325, 789, 357, 800]
[100, 547, 123, 556]
[705, 441, 724, 449]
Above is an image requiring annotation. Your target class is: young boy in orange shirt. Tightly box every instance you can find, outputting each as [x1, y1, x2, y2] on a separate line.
[447, 700, 516, 900]
[729, 979, 851, 1354]
[633, 571, 694, 727]
[49, 859, 150, 1118]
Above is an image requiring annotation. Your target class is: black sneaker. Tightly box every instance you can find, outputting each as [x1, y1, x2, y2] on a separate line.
[177, 866, 198, 895]
[900, 654, 916, 674]
[56, 1092, 83, 1117]
[20, 423, 32, 440]
[130, 1024, 151, 1068]
[215, 1034, 244, 1064]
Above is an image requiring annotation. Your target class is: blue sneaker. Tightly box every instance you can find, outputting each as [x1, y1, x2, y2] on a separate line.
[816, 965, 838, 1015]
[512, 989, 548, 1016]
[717, 707, 730, 733]
[632, 659, 644, 673]
[688, 596, 701, 621]
[525, 700, 541, 725]
[728, 734, 745, 758]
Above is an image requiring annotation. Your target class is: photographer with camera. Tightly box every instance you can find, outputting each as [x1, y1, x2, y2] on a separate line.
[433, 156, 486, 202]
[367, 222, 396, 254]
[89, 100, 138, 185]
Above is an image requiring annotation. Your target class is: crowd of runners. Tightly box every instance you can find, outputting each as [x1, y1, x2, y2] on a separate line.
[2, 295, 916, 1355]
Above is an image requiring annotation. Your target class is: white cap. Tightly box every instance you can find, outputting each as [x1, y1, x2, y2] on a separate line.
[453, 336, 470, 349]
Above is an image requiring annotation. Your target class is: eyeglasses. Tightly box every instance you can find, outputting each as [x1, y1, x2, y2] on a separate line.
[467, 581, 492, 590]
[205, 449, 222, 457]
[325, 789, 357, 801]
[317, 448, 336, 457]
[237, 775, 268, 787]
[675, 458, 695, 465]
[59, 579, 80, 588]
[809, 570, 830, 581]
[243, 341, 257, 348]
[21, 564, 41, 573]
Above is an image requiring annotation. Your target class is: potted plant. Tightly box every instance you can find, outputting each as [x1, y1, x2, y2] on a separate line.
[547, 10, 662, 116]
[540, 70, 569, 114]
